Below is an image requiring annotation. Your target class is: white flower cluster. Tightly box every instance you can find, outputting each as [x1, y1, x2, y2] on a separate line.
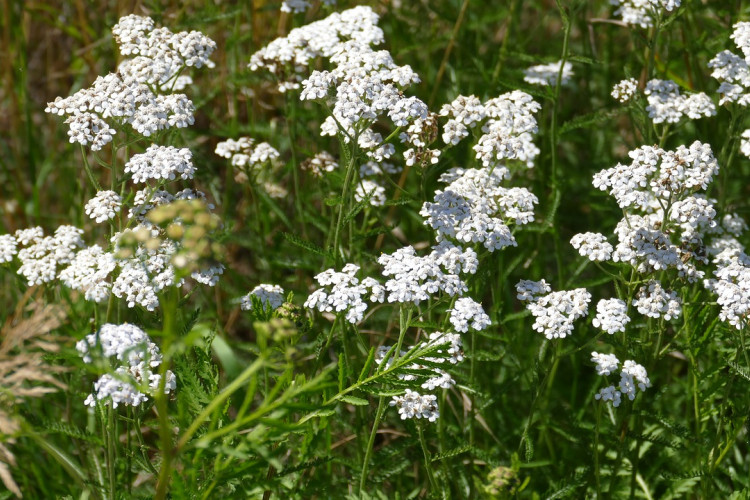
[110, 231, 186, 311]
[281, 0, 336, 13]
[644, 79, 715, 124]
[515, 279, 551, 302]
[354, 179, 386, 207]
[78, 323, 176, 408]
[84, 190, 122, 223]
[704, 251, 750, 329]
[592, 298, 630, 334]
[302, 151, 338, 177]
[440, 91, 541, 169]
[523, 60, 573, 86]
[592, 352, 651, 407]
[0, 234, 18, 263]
[59, 245, 117, 303]
[633, 280, 682, 320]
[15, 226, 84, 286]
[250, 6, 384, 92]
[611, 78, 638, 103]
[125, 145, 195, 183]
[377, 241, 478, 304]
[420, 167, 538, 251]
[594, 141, 718, 209]
[241, 284, 285, 311]
[610, 0, 681, 28]
[520, 284, 592, 339]
[570, 232, 613, 262]
[448, 297, 491, 333]
[46, 15, 214, 149]
[709, 23, 750, 106]
[389, 389, 439, 422]
[215, 137, 281, 170]
[304, 263, 384, 324]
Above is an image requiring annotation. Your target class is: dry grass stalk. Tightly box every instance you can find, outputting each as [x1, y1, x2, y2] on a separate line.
[0, 289, 69, 498]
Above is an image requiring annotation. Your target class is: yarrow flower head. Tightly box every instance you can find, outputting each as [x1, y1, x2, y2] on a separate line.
[611, 78, 639, 103]
[448, 297, 491, 333]
[59, 245, 116, 303]
[304, 264, 384, 324]
[521, 284, 592, 339]
[389, 389, 439, 421]
[420, 167, 537, 251]
[515, 279, 551, 302]
[610, 0, 681, 28]
[709, 23, 750, 106]
[592, 298, 630, 334]
[85, 190, 122, 223]
[570, 232, 613, 262]
[523, 60, 573, 86]
[15, 225, 84, 286]
[0, 234, 18, 263]
[78, 323, 176, 408]
[242, 284, 285, 311]
[592, 354, 650, 407]
[633, 280, 682, 320]
[644, 79, 715, 124]
[46, 15, 214, 149]
[377, 241, 478, 304]
[215, 137, 280, 170]
[591, 351, 620, 376]
[704, 251, 750, 329]
[125, 145, 195, 183]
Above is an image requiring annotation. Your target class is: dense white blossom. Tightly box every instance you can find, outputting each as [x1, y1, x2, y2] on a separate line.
[515, 279, 551, 302]
[611, 78, 638, 103]
[242, 284, 285, 311]
[644, 79, 715, 124]
[593, 142, 718, 210]
[302, 151, 338, 177]
[304, 264, 384, 324]
[79, 323, 176, 408]
[704, 251, 750, 329]
[85, 190, 122, 223]
[420, 167, 537, 251]
[571, 232, 613, 262]
[610, 0, 681, 28]
[0, 234, 17, 263]
[46, 15, 213, 149]
[595, 385, 622, 407]
[619, 360, 651, 401]
[16, 225, 84, 286]
[215, 137, 280, 170]
[709, 23, 750, 106]
[592, 298, 630, 334]
[523, 60, 573, 86]
[59, 245, 116, 303]
[524, 287, 592, 339]
[377, 242, 477, 304]
[448, 298, 491, 333]
[633, 280, 682, 320]
[591, 352, 620, 376]
[390, 389, 439, 421]
[125, 145, 195, 183]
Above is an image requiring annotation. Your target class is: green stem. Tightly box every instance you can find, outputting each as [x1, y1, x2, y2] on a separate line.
[417, 423, 438, 491]
[154, 288, 178, 500]
[358, 396, 387, 493]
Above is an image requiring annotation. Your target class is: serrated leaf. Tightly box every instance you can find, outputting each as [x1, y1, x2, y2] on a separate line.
[358, 347, 377, 382]
[283, 232, 330, 258]
[560, 109, 620, 135]
[338, 395, 369, 406]
[431, 444, 471, 463]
